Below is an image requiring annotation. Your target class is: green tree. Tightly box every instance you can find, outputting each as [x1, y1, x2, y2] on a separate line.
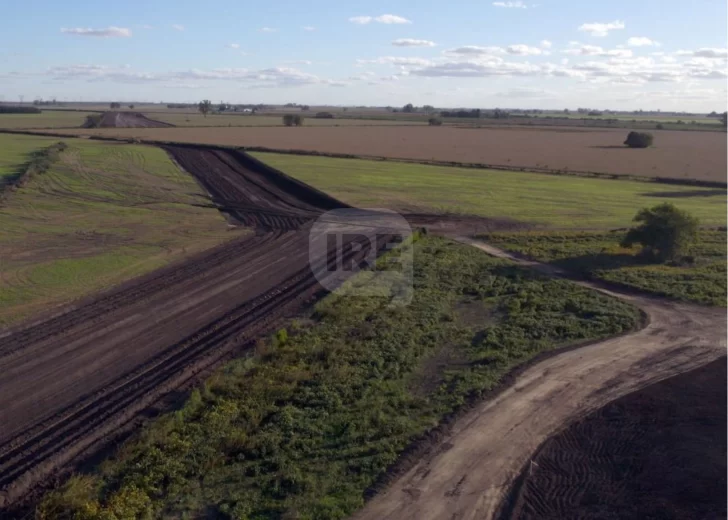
[720, 112, 727, 127]
[624, 131, 654, 148]
[282, 114, 295, 126]
[428, 117, 442, 126]
[402, 103, 415, 113]
[621, 203, 699, 262]
[198, 99, 212, 117]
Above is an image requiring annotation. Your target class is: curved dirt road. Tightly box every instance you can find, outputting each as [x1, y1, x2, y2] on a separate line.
[352, 238, 726, 520]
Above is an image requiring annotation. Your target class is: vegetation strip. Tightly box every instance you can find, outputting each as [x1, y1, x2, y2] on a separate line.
[38, 236, 640, 519]
[0, 141, 67, 201]
[478, 229, 726, 306]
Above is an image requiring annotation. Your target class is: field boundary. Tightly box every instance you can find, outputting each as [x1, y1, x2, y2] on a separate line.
[1, 129, 724, 189]
[0, 141, 67, 203]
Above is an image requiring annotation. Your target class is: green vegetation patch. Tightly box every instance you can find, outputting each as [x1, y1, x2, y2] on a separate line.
[251, 153, 726, 229]
[0, 110, 97, 129]
[0, 135, 241, 326]
[38, 236, 640, 519]
[0, 133, 58, 184]
[479, 230, 726, 306]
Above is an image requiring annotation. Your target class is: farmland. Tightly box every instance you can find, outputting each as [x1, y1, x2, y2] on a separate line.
[37, 235, 642, 519]
[506, 357, 726, 520]
[151, 112, 428, 127]
[252, 152, 726, 228]
[0, 135, 240, 326]
[0, 111, 97, 129]
[44, 124, 728, 182]
[0, 133, 58, 184]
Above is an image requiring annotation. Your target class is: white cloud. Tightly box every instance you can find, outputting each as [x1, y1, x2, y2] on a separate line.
[506, 44, 545, 56]
[444, 46, 505, 56]
[284, 60, 313, 65]
[578, 20, 625, 37]
[627, 37, 659, 47]
[563, 45, 632, 58]
[60, 26, 132, 38]
[392, 38, 436, 47]
[140, 24, 153, 30]
[357, 56, 433, 67]
[375, 14, 412, 24]
[493, 1, 527, 8]
[349, 14, 412, 24]
[302, 26, 316, 31]
[677, 48, 728, 59]
[226, 43, 240, 49]
[540, 40, 552, 49]
[259, 27, 277, 33]
[496, 87, 554, 98]
[172, 24, 185, 31]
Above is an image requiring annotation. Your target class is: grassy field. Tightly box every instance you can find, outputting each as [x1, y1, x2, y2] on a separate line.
[252, 153, 726, 229]
[38, 235, 640, 519]
[0, 135, 242, 327]
[0, 134, 59, 185]
[479, 230, 726, 306]
[0, 111, 96, 129]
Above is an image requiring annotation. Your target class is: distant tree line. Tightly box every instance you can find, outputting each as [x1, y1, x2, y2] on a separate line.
[33, 98, 63, 106]
[0, 105, 41, 114]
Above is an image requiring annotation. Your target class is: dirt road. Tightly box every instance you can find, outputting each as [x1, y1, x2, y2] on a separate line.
[82, 112, 173, 128]
[351, 238, 726, 520]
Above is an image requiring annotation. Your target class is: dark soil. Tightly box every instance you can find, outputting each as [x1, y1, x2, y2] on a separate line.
[82, 112, 174, 128]
[504, 357, 727, 520]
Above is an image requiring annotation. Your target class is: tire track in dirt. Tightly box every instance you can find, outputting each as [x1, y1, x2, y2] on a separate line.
[351, 238, 726, 520]
[0, 146, 397, 511]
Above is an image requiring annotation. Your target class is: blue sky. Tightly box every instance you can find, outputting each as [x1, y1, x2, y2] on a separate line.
[1, 0, 726, 110]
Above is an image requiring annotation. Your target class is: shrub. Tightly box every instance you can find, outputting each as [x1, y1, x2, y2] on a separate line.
[624, 131, 654, 148]
[621, 203, 699, 262]
[655, 123, 664, 130]
[83, 114, 102, 128]
[283, 114, 304, 126]
[428, 117, 443, 126]
[315, 112, 335, 119]
[110, 102, 121, 109]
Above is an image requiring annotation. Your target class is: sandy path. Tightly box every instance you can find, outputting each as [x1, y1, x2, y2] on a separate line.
[351, 237, 726, 520]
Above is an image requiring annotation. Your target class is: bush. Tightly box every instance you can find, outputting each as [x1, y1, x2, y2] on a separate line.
[0, 105, 41, 114]
[428, 117, 443, 126]
[83, 114, 102, 128]
[110, 102, 121, 109]
[621, 203, 699, 262]
[624, 131, 654, 148]
[283, 114, 304, 126]
[315, 112, 335, 119]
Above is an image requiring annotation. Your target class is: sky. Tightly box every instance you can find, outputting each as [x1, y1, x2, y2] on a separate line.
[0, 0, 726, 111]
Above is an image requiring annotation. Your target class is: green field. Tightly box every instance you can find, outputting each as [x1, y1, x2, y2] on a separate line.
[0, 134, 242, 327]
[252, 153, 727, 229]
[480, 230, 727, 306]
[148, 112, 427, 127]
[38, 236, 640, 519]
[0, 134, 59, 184]
[0, 111, 96, 129]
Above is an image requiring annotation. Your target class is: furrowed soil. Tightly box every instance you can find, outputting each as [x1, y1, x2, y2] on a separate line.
[82, 112, 173, 128]
[39, 125, 728, 182]
[503, 357, 726, 520]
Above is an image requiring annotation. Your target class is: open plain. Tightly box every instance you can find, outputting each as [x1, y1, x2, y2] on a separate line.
[37, 124, 728, 182]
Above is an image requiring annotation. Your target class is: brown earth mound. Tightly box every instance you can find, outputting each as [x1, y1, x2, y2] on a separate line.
[504, 357, 727, 520]
[82, 111, 174, 128]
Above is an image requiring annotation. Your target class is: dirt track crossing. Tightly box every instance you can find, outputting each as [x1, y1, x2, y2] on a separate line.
[0, 147, 394, 511]
[351, 238, 726, 520]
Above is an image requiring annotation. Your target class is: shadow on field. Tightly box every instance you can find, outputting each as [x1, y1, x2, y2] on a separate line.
[643, 189, 726, 198]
